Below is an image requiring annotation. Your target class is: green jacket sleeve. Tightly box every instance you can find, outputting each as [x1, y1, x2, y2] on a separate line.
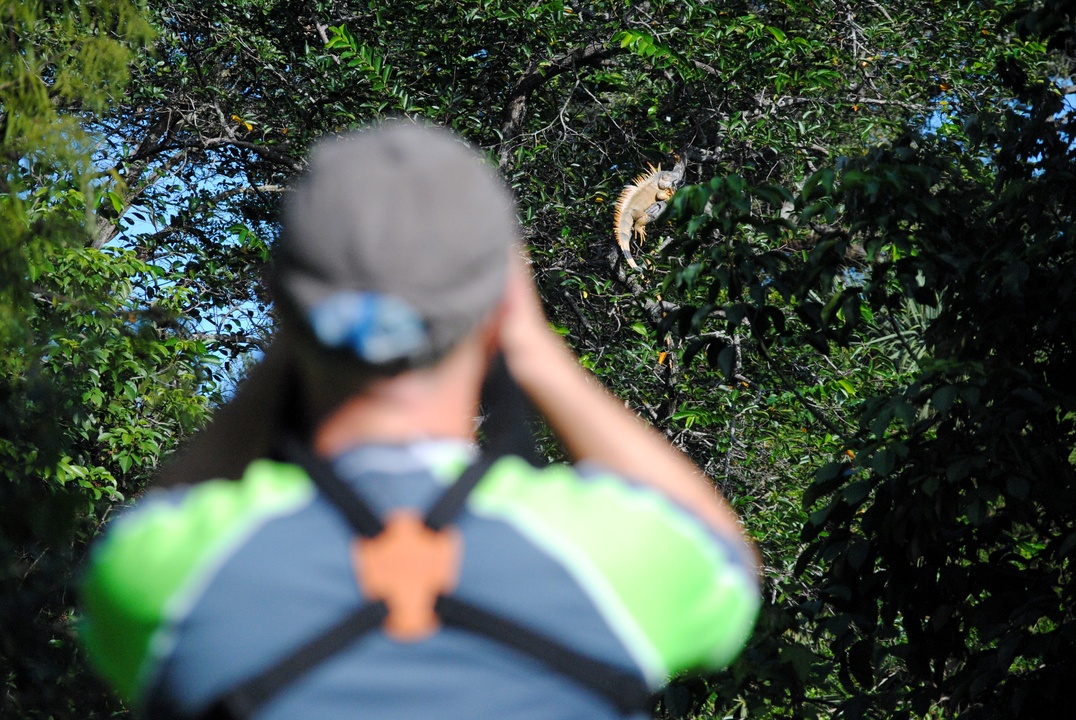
[77, 461, 315, 704]
[468, 457, 760, 686]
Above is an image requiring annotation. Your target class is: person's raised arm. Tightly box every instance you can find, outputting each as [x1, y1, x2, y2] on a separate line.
[495, 254, 756, 551]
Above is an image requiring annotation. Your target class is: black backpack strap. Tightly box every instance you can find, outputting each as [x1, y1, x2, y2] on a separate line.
[435, 595, 652, 715]
[282, 433, 489, 534]
[203, 596, 651, 720]
[200, 601, 388, 720]
[280, 436, 384, 537]
[423, 455, 493, 530]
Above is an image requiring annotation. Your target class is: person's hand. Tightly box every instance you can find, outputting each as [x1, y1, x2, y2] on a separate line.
[494, 251, 572, 380]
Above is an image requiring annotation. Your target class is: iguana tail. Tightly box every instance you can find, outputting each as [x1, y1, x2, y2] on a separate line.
[614, 184, 642, 270]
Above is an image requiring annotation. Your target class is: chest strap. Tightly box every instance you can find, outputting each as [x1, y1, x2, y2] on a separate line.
[200, 439, 651, 719]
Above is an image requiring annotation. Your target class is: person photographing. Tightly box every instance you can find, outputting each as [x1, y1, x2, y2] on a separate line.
[79, 121, 760, 719]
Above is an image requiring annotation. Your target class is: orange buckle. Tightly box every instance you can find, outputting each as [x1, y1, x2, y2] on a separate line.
[351, 511, 462, 641]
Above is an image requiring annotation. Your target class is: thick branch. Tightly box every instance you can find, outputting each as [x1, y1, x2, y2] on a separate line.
[498, 42, 621, 168]
[147, 136, 304, 173]
[200, 138, 305, 173]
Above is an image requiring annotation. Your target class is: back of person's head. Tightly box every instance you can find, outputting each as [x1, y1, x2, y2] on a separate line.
[156, 121, 519, 485]
[276, 120, 518, 371]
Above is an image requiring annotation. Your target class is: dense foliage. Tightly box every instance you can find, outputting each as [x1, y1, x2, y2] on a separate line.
[1, 1, 218, 716]
[657, 3, 1075, 717]
[2, 0, 1073, 718]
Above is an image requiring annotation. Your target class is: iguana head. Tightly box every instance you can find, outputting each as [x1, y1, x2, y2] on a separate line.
[659, 154, 686, 188]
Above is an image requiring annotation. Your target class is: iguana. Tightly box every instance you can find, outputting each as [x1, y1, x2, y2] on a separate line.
[613, 156, 686, 269]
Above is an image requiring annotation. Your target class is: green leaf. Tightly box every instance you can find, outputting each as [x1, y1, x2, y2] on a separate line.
[765, 26, 787, 43]
[804, 462, 846, 508]
[931, 385, 958, 416]
[869, 449, 896, 476]
[107, 190, 125, 214]
[716, 345, 738, 379]
[841, 480, 870, 505]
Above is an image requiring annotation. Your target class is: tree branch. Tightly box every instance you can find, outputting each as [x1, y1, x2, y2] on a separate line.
[498, 42, 622, 168]
[151, 136, 304, 172]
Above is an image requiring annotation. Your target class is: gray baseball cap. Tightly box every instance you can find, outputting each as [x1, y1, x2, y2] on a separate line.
[155, 121, 518, 485]
[275, 120, 517, 366]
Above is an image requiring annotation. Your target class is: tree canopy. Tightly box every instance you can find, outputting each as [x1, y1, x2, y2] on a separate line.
[2, 0, 1074, 718]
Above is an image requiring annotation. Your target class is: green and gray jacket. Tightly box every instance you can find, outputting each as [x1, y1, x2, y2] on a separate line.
[80, 441, 759, 719]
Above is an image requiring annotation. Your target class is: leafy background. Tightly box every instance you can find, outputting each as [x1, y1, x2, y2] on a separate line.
[2, 0, 1073, 717]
